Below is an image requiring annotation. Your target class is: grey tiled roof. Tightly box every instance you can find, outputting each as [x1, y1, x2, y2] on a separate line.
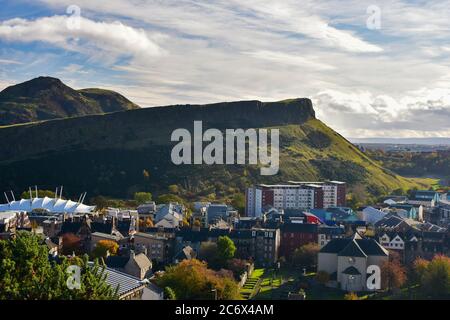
[102, 266, 146, 298]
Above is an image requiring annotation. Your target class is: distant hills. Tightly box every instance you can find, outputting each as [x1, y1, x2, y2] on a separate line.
[350, 137, 450, 145]
[0, 77, 139, 126]
[0, 83, 428, 201]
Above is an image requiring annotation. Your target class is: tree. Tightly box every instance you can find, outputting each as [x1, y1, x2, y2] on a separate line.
[231, 193, 245, 213]
[92, 240, 119, 259]
[155, 259, 240, 300]
[292, 243, 320, 269]
[419, 255, 450, 297]
[227, 258, 249, 280]
[216, 236, 236, 265]
[134, 192, 152, 204]
[199, 242, 219, 267]
[61, 233, 82, 256]
[344, 292, 359, 300]
[168, 185, 180, 194]
[0, 231, 118, 300]
[142, 169, 150, 179]
[90, 196, 109, 210]
[182, 218, 190, 227]
[164, 287, 176, 300]
[20, 189, 58, 199]
[156, 194, 184, 204]
[381, 259, 407, 291]
[315, 271, 330, 286]
[412, 257, 429, 284]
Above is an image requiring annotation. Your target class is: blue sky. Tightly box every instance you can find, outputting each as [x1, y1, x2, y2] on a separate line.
[1, 0, 450, 138]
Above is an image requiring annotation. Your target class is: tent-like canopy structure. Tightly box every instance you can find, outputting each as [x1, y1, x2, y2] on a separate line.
[0, 197, 95, 214]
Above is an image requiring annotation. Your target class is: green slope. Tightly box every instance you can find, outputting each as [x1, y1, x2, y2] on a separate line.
[0, 98, 428, 201]
[0, 77, 139, 126]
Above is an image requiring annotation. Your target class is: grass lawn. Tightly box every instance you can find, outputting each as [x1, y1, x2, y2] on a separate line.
[254, 268, 299, 300]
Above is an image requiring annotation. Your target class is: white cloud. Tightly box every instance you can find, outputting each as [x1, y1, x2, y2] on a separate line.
[0, 59, 22, 65]
[1, 0, 448, 138]
[0, 15, 163, 63]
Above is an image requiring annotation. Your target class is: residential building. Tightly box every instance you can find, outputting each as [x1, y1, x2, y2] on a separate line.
[106, 250, 152, 280]
[279, 222, 318, 258]
[246, 181, 346, 217]
[133, 232, 172, 264]
[230, 228, 280, 267]
[318, 225, 346, 248]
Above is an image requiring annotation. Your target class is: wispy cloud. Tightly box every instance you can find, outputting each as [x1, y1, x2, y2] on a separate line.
[0, 0, 448, 137]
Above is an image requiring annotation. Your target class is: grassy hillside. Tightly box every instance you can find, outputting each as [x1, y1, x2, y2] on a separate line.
[0, 98, 429, 202]
[0, 77, 139, 125]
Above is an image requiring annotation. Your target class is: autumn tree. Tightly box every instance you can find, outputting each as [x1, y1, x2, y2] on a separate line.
[412, 257, 429, 284]
[292, 243, 320, 269]
[418, 255, 450, 297]
[381, 259, 407, 292]
[61, 233, 82, 256]
[155, 259, 240, 300]
[92, 240, 119, 259]
[344, 292, 359, 300]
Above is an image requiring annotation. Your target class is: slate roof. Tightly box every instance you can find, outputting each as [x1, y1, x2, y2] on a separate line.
[60, 221, 83, 234]
[281, 222, 318, 233]
[106, 256, 129, 269]
[320, 237, 388, 257]
[338, 240, 367, 258]
[91, 222, 113, 234]
[102, 267, 146, 298]
[117, 220, 131, 236]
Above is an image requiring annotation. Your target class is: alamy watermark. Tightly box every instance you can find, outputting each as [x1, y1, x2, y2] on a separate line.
[366, 5, 381, 30]
[171, 121, 279, 176]
[66, 265, 81, 290]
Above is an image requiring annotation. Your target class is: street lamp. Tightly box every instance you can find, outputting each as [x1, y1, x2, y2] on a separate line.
[211, 288, 217, 300]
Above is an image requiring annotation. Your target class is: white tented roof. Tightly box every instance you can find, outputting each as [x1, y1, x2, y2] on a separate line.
[0, 197, 95, 214]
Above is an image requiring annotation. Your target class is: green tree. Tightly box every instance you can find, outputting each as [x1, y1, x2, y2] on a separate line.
[0, 231, 118, 300]
[217, 236, 236, 265]
[134, 192, 152, 204]
[156, 194, 184, 204]
[20, 189, 59, 199]
[231, 193, 245, 213]
[164, 287, 176, 300]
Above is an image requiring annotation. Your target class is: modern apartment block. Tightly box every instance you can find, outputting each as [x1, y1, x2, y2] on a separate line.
[246, 181, 346, 217]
